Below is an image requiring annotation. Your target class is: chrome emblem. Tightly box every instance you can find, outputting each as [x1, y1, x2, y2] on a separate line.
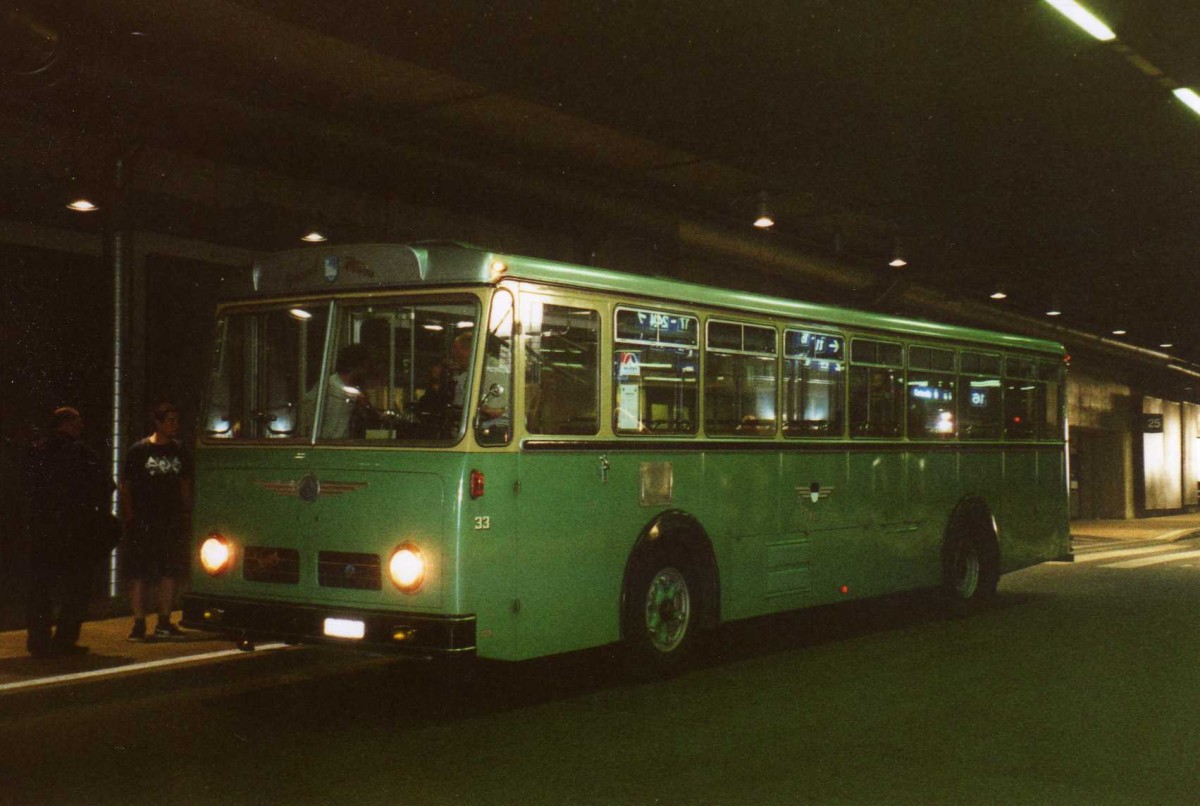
[254, 477, 367, 503]
[298, 474, 321, 502]
[323, 255, 340, 282]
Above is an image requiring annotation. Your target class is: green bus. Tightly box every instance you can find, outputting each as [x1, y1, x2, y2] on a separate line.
[181, 242, 1070, 667]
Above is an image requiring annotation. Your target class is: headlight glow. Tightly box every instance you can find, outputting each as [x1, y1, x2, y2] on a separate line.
[388, 543, 425, 592]
[200, 534, 233, 575]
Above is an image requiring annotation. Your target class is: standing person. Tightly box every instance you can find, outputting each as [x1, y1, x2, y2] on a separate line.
[121, 401, 192, 641]
[24, 407, 114, 658]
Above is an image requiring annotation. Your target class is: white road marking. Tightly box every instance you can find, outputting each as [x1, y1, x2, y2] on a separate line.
[1072, 545, 1177, 563]
[1102, 549, 1200, 570]
[0, 643, 291, 694]
[1156, 528, 1200, 542]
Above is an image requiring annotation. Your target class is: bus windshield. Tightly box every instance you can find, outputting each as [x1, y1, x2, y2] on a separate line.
[203, 295, 481, 443]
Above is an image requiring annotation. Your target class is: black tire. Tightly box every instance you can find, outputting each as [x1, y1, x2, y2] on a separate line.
[622, 548, 702, 674]
[941, 530, 999, 615]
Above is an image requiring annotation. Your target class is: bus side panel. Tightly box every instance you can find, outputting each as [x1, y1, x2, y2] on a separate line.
[1004, 446, 1071, 571]
[1000, 449, 1041, 573]
[958, 448, 1005, 541]
[776, 450, 854, 612]
[899, 449, 961, 590]
[838, 450, 905, 599]
[1039, 446, 1072, 562]
[702, 449, 785, 622]
[513, 449, 629, 660]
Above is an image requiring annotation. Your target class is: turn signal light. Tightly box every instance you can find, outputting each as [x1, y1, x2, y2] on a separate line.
[470, 469, 485, 499]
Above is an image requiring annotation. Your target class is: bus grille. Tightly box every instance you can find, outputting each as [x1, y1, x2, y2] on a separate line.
[318, 551, 382, 590]
[243, 546, 300, 585]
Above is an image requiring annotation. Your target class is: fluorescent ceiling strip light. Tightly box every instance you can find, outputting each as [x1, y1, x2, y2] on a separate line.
[1044, 1, 1116, 41]
[1172, 88, 1200, 117]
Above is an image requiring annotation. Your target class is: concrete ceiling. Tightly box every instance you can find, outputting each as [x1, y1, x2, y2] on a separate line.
[3, 0, 1199, 368]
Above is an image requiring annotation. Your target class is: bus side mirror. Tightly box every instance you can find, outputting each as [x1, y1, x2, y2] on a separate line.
[481, 383, 505, 405]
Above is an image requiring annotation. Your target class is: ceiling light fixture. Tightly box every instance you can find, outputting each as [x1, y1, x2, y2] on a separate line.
[66, 198, 99, 212]
[1111, 329, 1127, 336]
[753, 191, 774, 229]
[989, 289, 1007, 301]
[1172, 88, 1200, 117]
[1045, 307, 1062, 317]
[1043, 1, 1116, 42]
[300, 230, 327, 243]
[888, 239, 907, 268]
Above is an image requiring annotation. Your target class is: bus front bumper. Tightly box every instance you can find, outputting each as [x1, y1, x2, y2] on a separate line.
[181, 594, 476, 657]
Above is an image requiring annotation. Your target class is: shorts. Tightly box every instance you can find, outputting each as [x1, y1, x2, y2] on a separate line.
[122, 522, 189, 581]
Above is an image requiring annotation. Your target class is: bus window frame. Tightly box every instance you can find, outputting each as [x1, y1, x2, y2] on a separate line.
[958, 349, 1004, 441]
[703, 317, 779, 438]
[612, 304, 701, 436]
[849, 337, 906, 439]
[905, 343, 957, 441]
[782, 325, 846, 440]
[520, 291, 603, 438]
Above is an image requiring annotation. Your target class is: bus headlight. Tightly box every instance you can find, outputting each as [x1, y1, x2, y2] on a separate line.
[200, 534, 233, 576]
[388, 543, 425, 593]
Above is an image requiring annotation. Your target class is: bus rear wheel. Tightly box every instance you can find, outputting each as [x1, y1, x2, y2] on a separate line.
[941, 531, 998, 615]
[623, 551, 701, 674]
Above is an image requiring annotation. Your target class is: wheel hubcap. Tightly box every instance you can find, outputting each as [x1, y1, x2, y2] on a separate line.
[953, 541, 980, 598]
[644, 567, 690, 653]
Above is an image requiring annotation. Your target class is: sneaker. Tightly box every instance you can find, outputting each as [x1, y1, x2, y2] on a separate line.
[128, 619, 148, 642]
[154, 622, 186, 639]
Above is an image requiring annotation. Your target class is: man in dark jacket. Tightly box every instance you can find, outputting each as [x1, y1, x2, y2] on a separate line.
[24, 407, 114, 658]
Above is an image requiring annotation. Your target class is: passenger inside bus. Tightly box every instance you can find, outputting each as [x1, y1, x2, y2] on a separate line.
[311, 343, 375, 439]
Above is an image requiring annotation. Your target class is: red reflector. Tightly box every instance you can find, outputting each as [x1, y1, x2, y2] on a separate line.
[839, 585, 850, 595]
[469, 469, 485, 499]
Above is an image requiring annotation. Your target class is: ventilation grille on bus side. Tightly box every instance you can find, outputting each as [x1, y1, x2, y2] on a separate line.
[242, 546, 301, 585]
[318, 551, 382, 590]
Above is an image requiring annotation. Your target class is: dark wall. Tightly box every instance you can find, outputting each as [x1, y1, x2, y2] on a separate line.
[140, 254, 241, 446]
[1, 244, 112, 620]
[1, 244, 112, 443]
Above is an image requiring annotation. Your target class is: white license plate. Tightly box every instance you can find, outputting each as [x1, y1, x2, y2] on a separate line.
[323, 618, 365, 639]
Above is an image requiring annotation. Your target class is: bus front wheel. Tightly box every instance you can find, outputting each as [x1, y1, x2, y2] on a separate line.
[622, 550, 702, 674]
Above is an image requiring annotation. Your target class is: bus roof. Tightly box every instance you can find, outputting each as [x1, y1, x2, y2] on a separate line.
[250, 242, 1064, 356]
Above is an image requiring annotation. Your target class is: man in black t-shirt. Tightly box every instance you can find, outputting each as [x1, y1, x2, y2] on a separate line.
[121, 402, 192, 641]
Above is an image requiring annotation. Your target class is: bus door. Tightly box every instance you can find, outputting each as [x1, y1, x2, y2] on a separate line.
[513, 294, 615, 659]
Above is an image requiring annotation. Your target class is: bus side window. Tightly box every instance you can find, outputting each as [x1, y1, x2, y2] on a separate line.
[907, 345, 956, 439]
[783, 328, 845, 438]
[849, 339, 904, 438]
[704, 321, 777, 436]
[1004, 356, 1038, 440]
[959, 351, 1002, 440]
[524, 303, 600, 435]
[1038, 360, 1065, 441]
[613, 307, 699, 435]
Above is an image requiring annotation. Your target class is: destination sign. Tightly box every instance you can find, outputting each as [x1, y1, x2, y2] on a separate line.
[786, 329, 844, 361]
[616, 308, 699, 346]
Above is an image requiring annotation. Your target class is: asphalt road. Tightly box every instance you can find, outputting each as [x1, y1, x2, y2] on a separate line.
[3, 537, 1198, 805]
